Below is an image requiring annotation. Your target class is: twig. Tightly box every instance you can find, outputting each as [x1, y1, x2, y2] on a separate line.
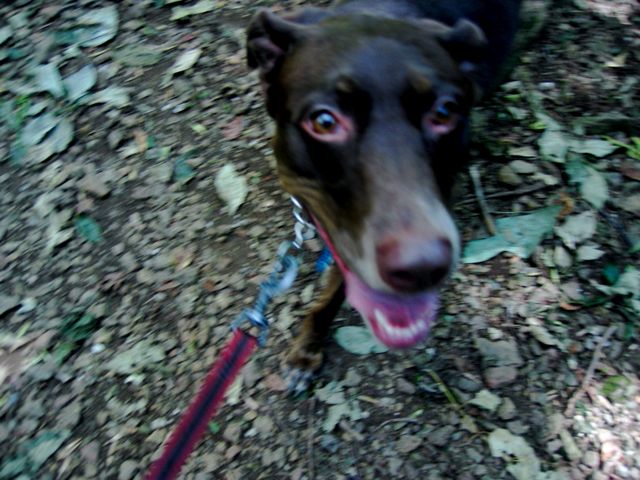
[565, 325, 617, 417]
[307, 398, 316, 480]
[458, 182, 549, 206]
[375, 417, 421, 432]
[469, 165, 497, 235]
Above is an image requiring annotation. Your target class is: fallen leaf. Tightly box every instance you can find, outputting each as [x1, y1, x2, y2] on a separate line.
[0, 25, 12, 46]
[577, 244, 605, 261]
[315, 381, 346, 405]
[462, 206, 561, 263]
[221, 116, 244, 140]
[215, 164, 248, 215]
[88, 86, 131, 108]
[526, 318, 561, 347]
[75, 215, 103, 243]
[488, 428, 541, 480]
[323, 401, 366, 433]
[508, 146, 537, 159]
[169, 48, 202, 75]
[21, 112, 58, 147]
[539, 130, 570, 163]
[32, 64, 65, 98]
[63, 65, 97, 103]
[171, 0, 215, 21]
[570, 138, 618, 158]
[397, 435, 422, 453]
[74, 6, 119, 47]
[334, 326, 389, 355]
[554, 211, 597, 250]
[469, 389, 502, 412]
[105, 340, 166, 374]
[173, 157, 196, 183]
[113, 45, 162, 67]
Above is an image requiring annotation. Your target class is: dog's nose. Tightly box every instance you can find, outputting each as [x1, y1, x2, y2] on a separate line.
[377, 236, 453, 292]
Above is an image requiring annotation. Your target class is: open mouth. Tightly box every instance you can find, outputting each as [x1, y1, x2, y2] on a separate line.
[343, 270, 439, 348]
[312, 216, 439, 349]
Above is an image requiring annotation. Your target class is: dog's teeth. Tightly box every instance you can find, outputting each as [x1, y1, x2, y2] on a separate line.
[374, 309, 388, 327]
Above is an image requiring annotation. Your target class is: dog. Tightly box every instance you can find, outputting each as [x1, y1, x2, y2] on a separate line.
[246, 0, 522, 388]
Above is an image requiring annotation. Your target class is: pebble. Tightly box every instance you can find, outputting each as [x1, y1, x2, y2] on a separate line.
[223, 423, 242, 443]
[430, 425, 455, 447]
[582, 450, 600, 469]
[118, 460, 138, 480]
[484, 366, 519, 387]
[396, 378, 417, 395]
[457, 375, 483, 393]
[498, 165, 523, 186]
[396, 435, 422, 453]
[475, 338, 523, 367]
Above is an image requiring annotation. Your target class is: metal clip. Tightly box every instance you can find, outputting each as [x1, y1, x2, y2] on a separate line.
[290, 197, 316, 248]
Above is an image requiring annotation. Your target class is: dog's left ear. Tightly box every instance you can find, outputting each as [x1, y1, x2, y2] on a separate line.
[439, 19, 487, 65]
[246, 8, 329, 78]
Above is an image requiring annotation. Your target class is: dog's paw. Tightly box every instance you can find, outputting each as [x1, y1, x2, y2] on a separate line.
[284, 344, 323, 394]
[284, 367, 316, 395]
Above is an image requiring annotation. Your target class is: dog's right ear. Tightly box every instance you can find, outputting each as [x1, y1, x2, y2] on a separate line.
[246, 8, 329, 77]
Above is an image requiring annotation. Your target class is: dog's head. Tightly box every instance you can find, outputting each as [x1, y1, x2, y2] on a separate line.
[247, 8, 487, 348]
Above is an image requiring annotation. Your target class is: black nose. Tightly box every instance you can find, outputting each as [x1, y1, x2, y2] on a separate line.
[377, 237, 453, 292]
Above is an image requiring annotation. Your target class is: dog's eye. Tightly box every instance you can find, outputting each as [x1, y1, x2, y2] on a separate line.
[302, 108, 352, 143]
[311, 111, 339, 134]
[432, 104, 454, 125]
[424, 99, 459, 135]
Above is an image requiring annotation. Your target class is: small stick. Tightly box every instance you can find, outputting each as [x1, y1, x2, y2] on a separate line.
[375, 418, 421, 432]
[469, 165, 497, 235]
[565, 325, 617, 417]
[458, 182, 549, 206]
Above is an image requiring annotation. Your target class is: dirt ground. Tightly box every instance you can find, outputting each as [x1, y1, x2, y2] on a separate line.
[1, 1, 639, 479]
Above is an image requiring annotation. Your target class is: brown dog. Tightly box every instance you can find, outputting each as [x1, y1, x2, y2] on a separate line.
[246, 0, 521, 388]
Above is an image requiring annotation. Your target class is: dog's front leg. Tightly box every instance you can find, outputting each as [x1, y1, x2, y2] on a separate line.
[286, 264, 344, 392]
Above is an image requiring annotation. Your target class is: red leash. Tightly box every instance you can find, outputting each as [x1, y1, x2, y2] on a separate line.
[146, 330, 257, 480]
[146, 207, 312, 479]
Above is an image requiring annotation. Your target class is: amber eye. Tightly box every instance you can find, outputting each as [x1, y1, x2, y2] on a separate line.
[311, 110, 338, 134]
[431, 103, 455, 125]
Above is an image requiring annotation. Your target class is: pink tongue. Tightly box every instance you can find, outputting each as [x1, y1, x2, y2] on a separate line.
[343, 270, 439, 349]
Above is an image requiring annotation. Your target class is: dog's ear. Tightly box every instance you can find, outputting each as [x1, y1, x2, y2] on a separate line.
[246, 8, 329, 76]
[438, 19, 487, 66]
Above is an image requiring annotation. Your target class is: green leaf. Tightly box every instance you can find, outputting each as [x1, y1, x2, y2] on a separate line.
[570, 139, 618, 158]
[75, 215, 103, 243]
[53, 341, 77, 365]
[208, 422, 221, 435]
[601, 375, 630, 400]
[602, 264, 620, 285]
[60, 312, 98, 342]
[173, 157, 195, 183]
[334, 326, 389, 355]
[462, 206, 561, 263]
[538, 130, 570, 163]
